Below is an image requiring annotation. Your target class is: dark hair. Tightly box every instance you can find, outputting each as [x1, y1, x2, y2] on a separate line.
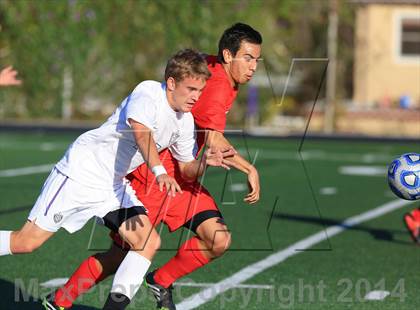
[165, 49, 211, 82]
[217, 23, 262, 63]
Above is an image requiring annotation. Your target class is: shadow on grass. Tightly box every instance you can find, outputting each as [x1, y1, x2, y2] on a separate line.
[0, 278, 99, 309]
[272, 212, 414, 246]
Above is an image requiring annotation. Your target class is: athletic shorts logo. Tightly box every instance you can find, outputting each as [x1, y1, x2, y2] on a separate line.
[53, 212, 63, 223]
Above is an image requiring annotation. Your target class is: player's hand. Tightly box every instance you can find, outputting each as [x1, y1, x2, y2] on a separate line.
[156, 174, 182, 197]
[0, 66, 22, 86]
[204, 146, 236, 170]
[244, 166, 260, 204]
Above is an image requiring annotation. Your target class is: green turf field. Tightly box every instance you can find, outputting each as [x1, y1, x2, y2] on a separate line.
[0, 131, 418, 309]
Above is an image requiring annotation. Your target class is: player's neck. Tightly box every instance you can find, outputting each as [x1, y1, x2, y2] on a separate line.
[222, 63, 238, 89]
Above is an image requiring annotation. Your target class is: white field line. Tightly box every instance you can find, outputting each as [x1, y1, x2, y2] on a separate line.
[40, 278, 69, 288]
[0, 138, 400, 163]
[0, 149, 389, 178]
[238, 148, 395, 164]
[0, 141, 67, 151]
[339, 166, 387, 176]
[319, 187, 337, 195]
[174, 282, 273, 289]
[0, 164, 54, 177]
[176, 199, 415, 310]
[0, 161, 385, 179]
[39, 278, 273, 290]
[364, 290, 391, 301]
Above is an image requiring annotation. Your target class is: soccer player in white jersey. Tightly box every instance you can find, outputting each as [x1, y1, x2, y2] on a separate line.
[0, 49, 234, 310]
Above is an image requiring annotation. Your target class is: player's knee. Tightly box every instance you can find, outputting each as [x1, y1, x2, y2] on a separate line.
[141, 231, 160, 257]
[124, 235, 144, 251]
[209, 231, 231, 257]
[125, 230, 160, 254]
[148, 231, 161, 252]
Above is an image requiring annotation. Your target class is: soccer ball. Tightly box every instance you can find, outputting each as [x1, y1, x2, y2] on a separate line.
[387, 153, 420, 200]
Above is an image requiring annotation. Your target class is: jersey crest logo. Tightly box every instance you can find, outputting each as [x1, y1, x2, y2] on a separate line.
[53, 212, 63, 224]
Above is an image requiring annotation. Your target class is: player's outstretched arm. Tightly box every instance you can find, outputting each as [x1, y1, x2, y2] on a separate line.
[205, 129, 260, 204]
[0, 65, 22, 86]
[129, 118, 182, 196]
[177, 146, 236, 182]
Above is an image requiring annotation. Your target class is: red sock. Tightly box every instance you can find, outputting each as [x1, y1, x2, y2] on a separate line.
[54, 255, 104, 308]
[412, 208, 420, 221]
[154, 236, 210, 288]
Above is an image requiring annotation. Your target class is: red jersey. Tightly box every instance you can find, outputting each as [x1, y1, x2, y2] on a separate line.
[192, 55, 238, 133]
[127, 55, 238, 184]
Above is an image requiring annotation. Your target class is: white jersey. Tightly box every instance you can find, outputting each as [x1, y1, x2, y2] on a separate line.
[56, 80, 196, 189]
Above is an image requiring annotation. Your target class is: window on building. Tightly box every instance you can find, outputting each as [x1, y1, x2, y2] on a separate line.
[400, 18, 420, 56]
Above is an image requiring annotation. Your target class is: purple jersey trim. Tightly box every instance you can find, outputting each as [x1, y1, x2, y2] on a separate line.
[44, 175, 68, 216]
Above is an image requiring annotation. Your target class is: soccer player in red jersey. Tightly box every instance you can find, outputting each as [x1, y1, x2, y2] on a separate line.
[46, 23, 262, 310]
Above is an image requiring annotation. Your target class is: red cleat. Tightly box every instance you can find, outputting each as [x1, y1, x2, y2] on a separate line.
[410, 208, 420, 221]
[403, 209, 420, 244]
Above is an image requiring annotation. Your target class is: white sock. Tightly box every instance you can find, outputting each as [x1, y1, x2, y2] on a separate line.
[111, 251, 151, 300]
[0, 231, 12, 256]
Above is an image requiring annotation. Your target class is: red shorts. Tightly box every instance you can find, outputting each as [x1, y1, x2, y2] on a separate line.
[110, 149, 221, 246]
[132, 177, 220, 232]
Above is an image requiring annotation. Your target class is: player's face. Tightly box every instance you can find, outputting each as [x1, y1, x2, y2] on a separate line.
[168, 76, 207, 112]
[225, 41, 261, 85]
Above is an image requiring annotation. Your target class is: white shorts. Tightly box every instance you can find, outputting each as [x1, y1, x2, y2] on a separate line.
[28, 168, 143, 233]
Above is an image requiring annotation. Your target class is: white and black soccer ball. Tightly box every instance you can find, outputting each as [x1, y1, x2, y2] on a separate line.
[387, 153, 420, 200]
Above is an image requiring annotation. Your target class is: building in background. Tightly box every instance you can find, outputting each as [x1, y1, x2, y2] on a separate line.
[353, 0, 420, 109]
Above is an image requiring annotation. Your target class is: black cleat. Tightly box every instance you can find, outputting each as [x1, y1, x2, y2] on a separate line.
[103, 292, 130, 310]
[145, 270, 176, 310]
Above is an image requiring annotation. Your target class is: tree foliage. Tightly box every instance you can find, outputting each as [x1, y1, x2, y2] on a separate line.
[0, 0, 354, 121]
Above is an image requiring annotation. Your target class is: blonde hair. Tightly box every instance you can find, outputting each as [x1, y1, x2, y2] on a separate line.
[165, 49, 211, 82]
